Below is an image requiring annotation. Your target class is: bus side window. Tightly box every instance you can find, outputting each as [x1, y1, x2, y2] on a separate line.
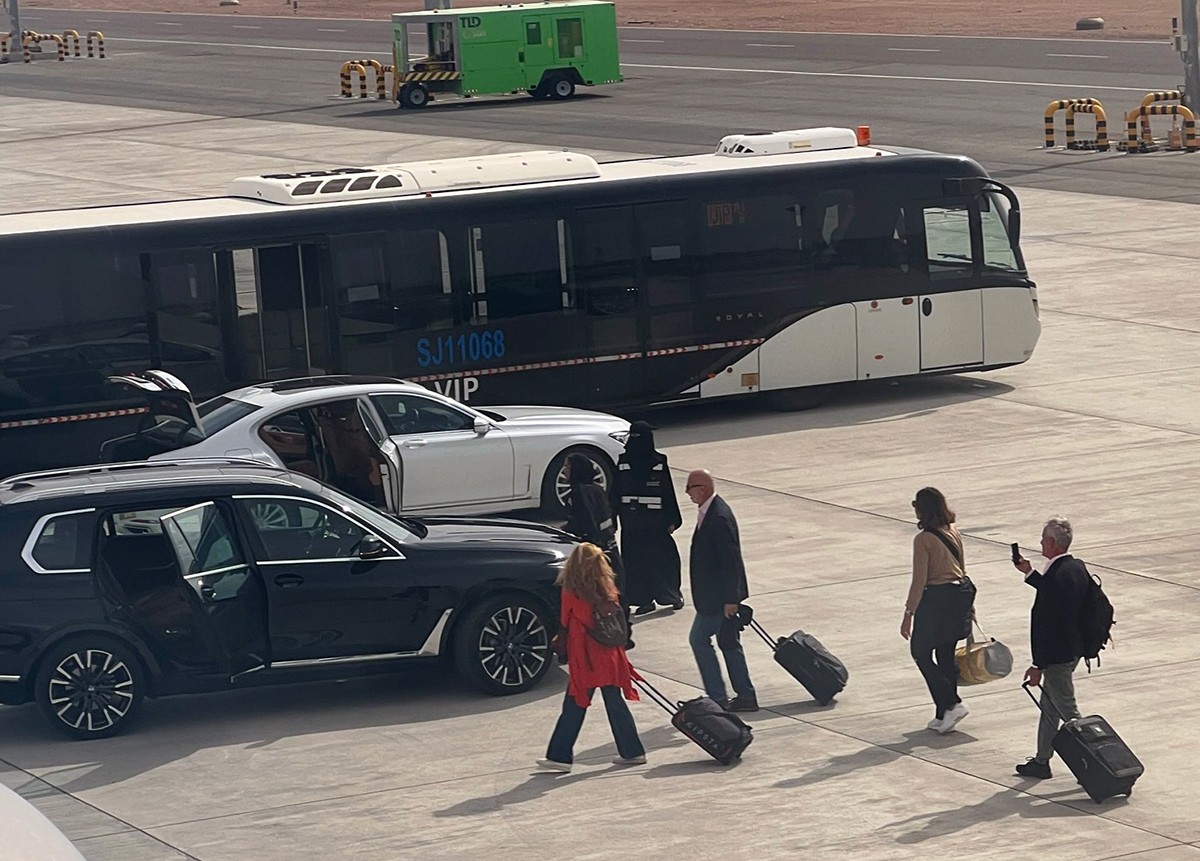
[922, 204, 975, 278]
[469, 218, 569, 322]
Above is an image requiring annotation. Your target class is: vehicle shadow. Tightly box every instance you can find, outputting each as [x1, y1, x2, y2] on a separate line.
[628, 375, 1016, 448]
[352, 91, 610, 118]
[0, 663, 567, 795]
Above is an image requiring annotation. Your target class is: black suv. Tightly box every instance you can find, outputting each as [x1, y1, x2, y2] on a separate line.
[0, 459, 571, 739]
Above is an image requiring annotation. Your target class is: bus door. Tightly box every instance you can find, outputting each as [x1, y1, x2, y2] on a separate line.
[216, 244, 331, 381]
[574, 205, 644, 403]
[918, 198, 984, 370]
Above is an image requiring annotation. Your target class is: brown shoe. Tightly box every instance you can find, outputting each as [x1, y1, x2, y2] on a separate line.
[727, 696, 759, 712]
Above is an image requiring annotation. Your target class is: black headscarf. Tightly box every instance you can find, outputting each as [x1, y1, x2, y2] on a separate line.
[566, 452, 598, 486]
[624, 420, 658, 481]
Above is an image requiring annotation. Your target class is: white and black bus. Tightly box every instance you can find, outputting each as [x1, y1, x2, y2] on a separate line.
[0, 126, 1039, 473]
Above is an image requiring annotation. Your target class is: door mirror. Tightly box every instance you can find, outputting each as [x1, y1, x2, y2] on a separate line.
[473, 416, 491, 435]
[358, 534, 389, 559]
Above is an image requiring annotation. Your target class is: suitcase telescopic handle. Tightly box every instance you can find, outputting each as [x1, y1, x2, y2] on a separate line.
[632, 675, 681, 715]
[1022, 681, 1066, 723]
[747, 618, 779, 652]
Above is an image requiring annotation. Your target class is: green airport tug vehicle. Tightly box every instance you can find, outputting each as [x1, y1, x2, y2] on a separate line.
[391, 0, 623, 108]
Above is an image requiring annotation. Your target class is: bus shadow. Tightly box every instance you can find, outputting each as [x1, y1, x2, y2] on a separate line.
[632, 375, 1016, 446]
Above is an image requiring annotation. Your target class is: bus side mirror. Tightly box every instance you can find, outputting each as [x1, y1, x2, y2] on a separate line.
[1008, 209, 1021, 246]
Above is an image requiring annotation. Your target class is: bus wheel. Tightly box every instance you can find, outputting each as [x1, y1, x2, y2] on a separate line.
[763, 385, 835, 412]
[400, 84, 429, 109]
[529, 84, 552, 100]
[549, 76, 576, 100]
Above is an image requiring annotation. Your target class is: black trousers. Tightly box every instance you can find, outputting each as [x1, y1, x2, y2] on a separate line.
[910, 583, 969, 718]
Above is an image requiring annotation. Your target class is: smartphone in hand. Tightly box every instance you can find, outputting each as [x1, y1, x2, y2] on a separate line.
[1010, 542, 1021, 565]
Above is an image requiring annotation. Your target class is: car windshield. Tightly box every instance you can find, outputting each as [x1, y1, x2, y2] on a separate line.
[197, 397, 261, 436]
[287, 473, 427, 541]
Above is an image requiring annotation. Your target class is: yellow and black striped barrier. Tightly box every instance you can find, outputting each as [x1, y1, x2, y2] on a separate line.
[23, 31, 65, 62]
[62, 29, 81, 56]
[1065, 102, 1110, 151]
[0, 32, 9, 58]
[1137, 90, 1182, 144]
[86, 30, 106, 58]
[1044, 98, 1105, 149]
[1124, 104, 1198, 153]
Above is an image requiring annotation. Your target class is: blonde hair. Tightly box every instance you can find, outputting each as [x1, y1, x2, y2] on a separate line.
[556, 543, 619, 606]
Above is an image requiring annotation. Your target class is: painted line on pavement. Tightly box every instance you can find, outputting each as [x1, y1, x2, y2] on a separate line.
[622, 39, 664, 43]
[622, 61, 1165, 92]
[232, 25, 262, 30]
[318, 28, 347, 32]
[1047, 52, 1108, 58]
[97, 37, 1165, 92]
[747, 43, 794, 48]
[888, 47, 941, 52]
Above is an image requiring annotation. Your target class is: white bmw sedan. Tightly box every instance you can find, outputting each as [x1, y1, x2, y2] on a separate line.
[101, 371, 629, 517]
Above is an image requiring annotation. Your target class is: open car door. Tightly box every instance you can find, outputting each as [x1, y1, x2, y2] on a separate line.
[159, 501, 268, 678]
[100, 370, 206, 462]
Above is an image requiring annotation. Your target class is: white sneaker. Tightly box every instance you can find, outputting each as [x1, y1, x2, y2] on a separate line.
[926, 717, 942, 731]
[936, 703, 969, 734]
[612, 754, 647, 765]
[535, 758, 572, 773]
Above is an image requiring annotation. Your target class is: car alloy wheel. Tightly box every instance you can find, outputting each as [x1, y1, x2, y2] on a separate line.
[548, 447, 612, 515]
[46, 649, 136, 735]
[455, 596, 552, 695]
[35, 636, 145, 739]
[478, 605, 548, 688]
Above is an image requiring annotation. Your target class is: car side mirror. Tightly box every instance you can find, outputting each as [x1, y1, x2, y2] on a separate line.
[358, 535, 388, 559]
[473, 416, 490, 434]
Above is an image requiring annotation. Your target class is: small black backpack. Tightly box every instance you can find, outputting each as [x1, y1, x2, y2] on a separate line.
[1078, 564, 1115, 671]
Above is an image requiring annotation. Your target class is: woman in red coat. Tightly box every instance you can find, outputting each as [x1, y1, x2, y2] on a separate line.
[537, 543, 646, 773]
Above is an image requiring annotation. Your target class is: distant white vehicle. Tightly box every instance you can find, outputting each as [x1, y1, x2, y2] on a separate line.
[0, 784, 86, 861]
[101, 371, 629, 517]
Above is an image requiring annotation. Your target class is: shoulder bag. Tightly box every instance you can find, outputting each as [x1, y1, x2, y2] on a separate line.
[955, 620, 1014, 685]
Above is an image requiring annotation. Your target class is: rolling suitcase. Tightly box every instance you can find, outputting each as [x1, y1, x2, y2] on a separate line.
[749, 618, 848, 705]
[1023, 683, 1143, 802]
[634, 677, 752, 765]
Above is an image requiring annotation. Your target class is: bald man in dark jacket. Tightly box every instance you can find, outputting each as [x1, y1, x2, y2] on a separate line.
[685, 469, 756, 711]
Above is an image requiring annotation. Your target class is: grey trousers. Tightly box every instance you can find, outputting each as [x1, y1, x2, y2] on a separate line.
[1036, 659, 1082, 763]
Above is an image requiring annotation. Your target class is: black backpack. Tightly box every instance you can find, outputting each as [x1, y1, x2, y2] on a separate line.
[1078, 564, 1115, 671]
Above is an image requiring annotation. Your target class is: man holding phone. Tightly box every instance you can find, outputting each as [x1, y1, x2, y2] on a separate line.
[1012, 517, 1093, 779]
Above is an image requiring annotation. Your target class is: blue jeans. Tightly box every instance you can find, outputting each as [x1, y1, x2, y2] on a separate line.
[546, 687, 645, 765]
[689, 612, 756, 703]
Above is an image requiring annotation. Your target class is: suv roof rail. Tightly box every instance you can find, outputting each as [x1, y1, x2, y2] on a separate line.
[1, 457, 276, 487]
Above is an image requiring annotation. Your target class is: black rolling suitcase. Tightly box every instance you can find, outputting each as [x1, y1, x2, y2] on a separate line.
[1023, 683, 1143, 802]
[634, 677, 752, 765]
[749, 618, 848, 705]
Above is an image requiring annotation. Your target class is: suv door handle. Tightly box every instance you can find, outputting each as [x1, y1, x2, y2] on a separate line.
[274, 573, 304, 588]
[402, 439, 428, 448]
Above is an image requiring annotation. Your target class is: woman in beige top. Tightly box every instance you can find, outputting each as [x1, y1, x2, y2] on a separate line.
[900, 487, 974, 735]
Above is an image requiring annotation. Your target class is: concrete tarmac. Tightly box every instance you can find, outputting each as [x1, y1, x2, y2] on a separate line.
[1, 98, 1199, 860]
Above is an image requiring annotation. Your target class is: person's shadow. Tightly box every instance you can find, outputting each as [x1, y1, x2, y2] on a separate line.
[774, 729, 976, 789]
[433, 766, 625, 817]
[883, 786, 1095, 843]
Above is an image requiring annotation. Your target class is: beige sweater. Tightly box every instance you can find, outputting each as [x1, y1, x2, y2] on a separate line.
[905, 526, 966, 614]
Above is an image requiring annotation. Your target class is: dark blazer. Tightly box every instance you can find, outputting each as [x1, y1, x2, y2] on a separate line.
[689, 495, 749, 615]
[1027, 554, 1093, 668]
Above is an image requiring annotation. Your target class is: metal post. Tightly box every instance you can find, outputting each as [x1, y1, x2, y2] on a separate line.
[1184, 0, 1200, 114]
[3, 0, 20, 64]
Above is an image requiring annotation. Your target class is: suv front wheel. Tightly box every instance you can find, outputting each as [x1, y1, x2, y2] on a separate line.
[34, 635, 145, 740]
[453, 594, 553, 695]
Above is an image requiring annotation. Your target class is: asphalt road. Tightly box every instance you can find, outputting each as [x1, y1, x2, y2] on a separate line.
[2, 9, 1196, 201]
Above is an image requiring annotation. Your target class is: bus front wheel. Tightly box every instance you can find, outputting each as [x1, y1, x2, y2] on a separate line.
[399, 84, 429, 109]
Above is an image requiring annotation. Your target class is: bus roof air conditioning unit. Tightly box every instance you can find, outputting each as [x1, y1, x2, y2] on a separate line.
[229, 151, 601, 205]
[715, 127, 859, 156]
